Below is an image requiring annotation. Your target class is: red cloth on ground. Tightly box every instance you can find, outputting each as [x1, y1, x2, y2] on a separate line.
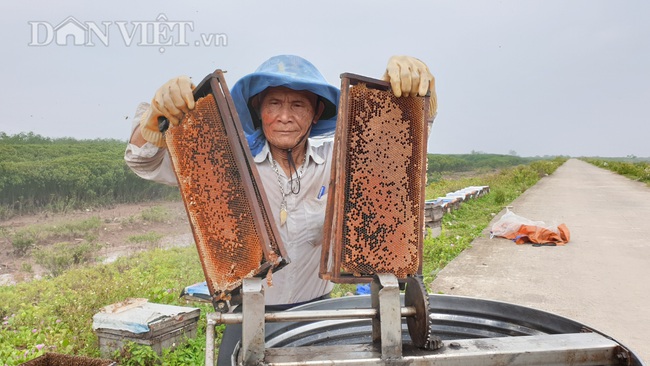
[502, 223, 571, 245]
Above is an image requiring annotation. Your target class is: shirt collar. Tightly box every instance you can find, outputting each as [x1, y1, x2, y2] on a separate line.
[253, 138, 325, 165]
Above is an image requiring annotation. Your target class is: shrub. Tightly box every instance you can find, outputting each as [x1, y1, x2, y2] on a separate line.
[141, 206, 168, 223]
[0, 133, 180, 218]
[52, 217, 102, 238]
[584, 158, 650, 185]
[113, 341, 160, 366]
[10, 229, 39, 256]
[128, 232, 164, 246]
[492, 189, 506, 205]
[33, 241, 100, 277]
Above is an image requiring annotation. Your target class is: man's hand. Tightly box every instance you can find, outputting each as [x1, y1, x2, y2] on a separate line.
[383, 56, 437, 119]
[139, 76, 195, 147]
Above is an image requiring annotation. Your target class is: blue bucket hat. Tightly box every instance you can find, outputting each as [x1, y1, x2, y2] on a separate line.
[230, 55, 340, 156]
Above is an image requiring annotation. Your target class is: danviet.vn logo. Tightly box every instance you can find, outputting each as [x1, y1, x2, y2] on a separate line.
[28, 14, 228, 52]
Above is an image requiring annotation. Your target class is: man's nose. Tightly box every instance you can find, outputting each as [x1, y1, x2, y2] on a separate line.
[277, 104, 293, 122]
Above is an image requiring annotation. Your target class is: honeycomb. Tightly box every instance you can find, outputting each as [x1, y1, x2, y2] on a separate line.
[324, 77, 427, 281]
[165, 84, 284, 301]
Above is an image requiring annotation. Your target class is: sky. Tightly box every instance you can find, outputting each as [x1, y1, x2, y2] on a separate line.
[1, 0, 649, 157]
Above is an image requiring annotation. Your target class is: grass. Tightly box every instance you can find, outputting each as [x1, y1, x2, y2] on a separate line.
[6, 217, 102, 256]
[421, 158, 566, 285]
[140, 206, 169, 223]
[118, 205, 170, 226]
[583, 158, 650, 185]
[0, 247, 212, 365]
[127, 232, 164, 246]
[0, 158, 566, 365]
[2, 216, 105, 278]
[34, 241, 103, 277]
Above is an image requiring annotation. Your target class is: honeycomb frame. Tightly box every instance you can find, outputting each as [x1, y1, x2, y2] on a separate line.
[321, 73, 429, 283]
[164, 70, 288, 305]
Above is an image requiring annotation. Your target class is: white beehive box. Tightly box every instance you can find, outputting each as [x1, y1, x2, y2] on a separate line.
[92, 298, 200, 358]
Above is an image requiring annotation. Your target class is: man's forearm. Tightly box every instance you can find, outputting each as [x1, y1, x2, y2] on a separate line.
[124, 103, 177, 186]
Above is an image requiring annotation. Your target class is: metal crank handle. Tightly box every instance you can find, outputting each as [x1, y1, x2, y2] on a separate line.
[158, 116, 170, 133]
[208, 306, 417, 325]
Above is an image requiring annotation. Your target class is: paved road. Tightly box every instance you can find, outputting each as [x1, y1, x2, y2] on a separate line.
[430, 158, 649, 362]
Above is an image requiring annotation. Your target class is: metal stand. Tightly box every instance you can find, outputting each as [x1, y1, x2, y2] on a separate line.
[204, 273, 632, 366]
[370, 273, 402, 358]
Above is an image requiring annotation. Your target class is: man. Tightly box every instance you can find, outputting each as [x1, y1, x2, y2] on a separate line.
[126, 54, 436, 304]
[125, 54, 436, 363]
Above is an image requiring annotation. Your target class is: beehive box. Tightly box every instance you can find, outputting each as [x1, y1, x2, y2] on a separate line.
[92, 299, 200, 358]
[423, 201, 444, 237]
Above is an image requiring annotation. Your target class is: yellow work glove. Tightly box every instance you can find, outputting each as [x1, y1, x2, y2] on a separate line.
[139, 76, 196, 147]
[382, 56, 437, 120]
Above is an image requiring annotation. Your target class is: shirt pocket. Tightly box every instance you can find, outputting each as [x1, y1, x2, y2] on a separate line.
[303, 195, 327, 247]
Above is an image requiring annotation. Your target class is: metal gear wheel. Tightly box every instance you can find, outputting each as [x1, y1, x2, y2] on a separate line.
[404, 276, 430, 348]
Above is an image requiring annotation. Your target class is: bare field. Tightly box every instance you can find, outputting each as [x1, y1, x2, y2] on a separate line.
[0, 201, 192, 285]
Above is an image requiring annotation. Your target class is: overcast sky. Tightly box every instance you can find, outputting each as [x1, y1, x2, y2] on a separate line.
[2, 1, 648, 157]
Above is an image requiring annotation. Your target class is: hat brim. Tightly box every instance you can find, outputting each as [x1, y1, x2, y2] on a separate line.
[238, 72, 339, 121]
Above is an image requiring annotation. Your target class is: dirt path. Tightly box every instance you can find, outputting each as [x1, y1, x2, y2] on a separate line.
[0, 200, 192, 285]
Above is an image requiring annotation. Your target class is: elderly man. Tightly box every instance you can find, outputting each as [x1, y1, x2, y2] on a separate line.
[126, 54, 436, 304]
[125, 54, 436, 363]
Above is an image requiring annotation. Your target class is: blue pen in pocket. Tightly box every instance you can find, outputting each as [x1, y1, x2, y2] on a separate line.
[317, 185, 326, 200]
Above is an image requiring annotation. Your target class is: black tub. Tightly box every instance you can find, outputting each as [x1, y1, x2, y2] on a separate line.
[234, 294, 646, 365]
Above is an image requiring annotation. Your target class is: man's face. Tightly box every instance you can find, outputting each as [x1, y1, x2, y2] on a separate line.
[259, 87, 323, 150]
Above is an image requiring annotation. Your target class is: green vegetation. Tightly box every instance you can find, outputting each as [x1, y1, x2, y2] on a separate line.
[421, 158, 566, 284]
[6, 217, 102, 256]
[114, 336, 209, 366]
[34, 241, 102, 277]
[128, 232, 164, 246]
[0, 134, 567, 364]
[1, 132, 557, 220]
[140, 206, 170, 223]
[114, 341, 161, 365]
[427, 152, 533, 173]
[0, 157, 564, 364]
[0, 132, 179, 219]
[0, 247, 214, 365]
[426, 152, 540, 182]
[583, 158, 650, 186]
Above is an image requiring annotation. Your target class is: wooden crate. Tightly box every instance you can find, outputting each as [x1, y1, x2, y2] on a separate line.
[93, 301, 200, 358]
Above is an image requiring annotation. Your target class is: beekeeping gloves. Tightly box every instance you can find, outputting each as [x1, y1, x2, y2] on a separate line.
[383, 55, 437, 119]
[139, 76, 195, 147]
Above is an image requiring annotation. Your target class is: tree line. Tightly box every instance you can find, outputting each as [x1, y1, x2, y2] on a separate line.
[426, 153, 533, 173]
[0, 133, 178, 217]
[1, 132, 545, 217]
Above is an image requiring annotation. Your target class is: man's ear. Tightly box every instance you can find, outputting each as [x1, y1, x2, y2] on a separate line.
[250, 94, 261, 117]
[313, 98, 326, 124]
[247, 94, 264, 130]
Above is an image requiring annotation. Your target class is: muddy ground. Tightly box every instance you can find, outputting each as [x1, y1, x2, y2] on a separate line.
[0, 201, 192, 286]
